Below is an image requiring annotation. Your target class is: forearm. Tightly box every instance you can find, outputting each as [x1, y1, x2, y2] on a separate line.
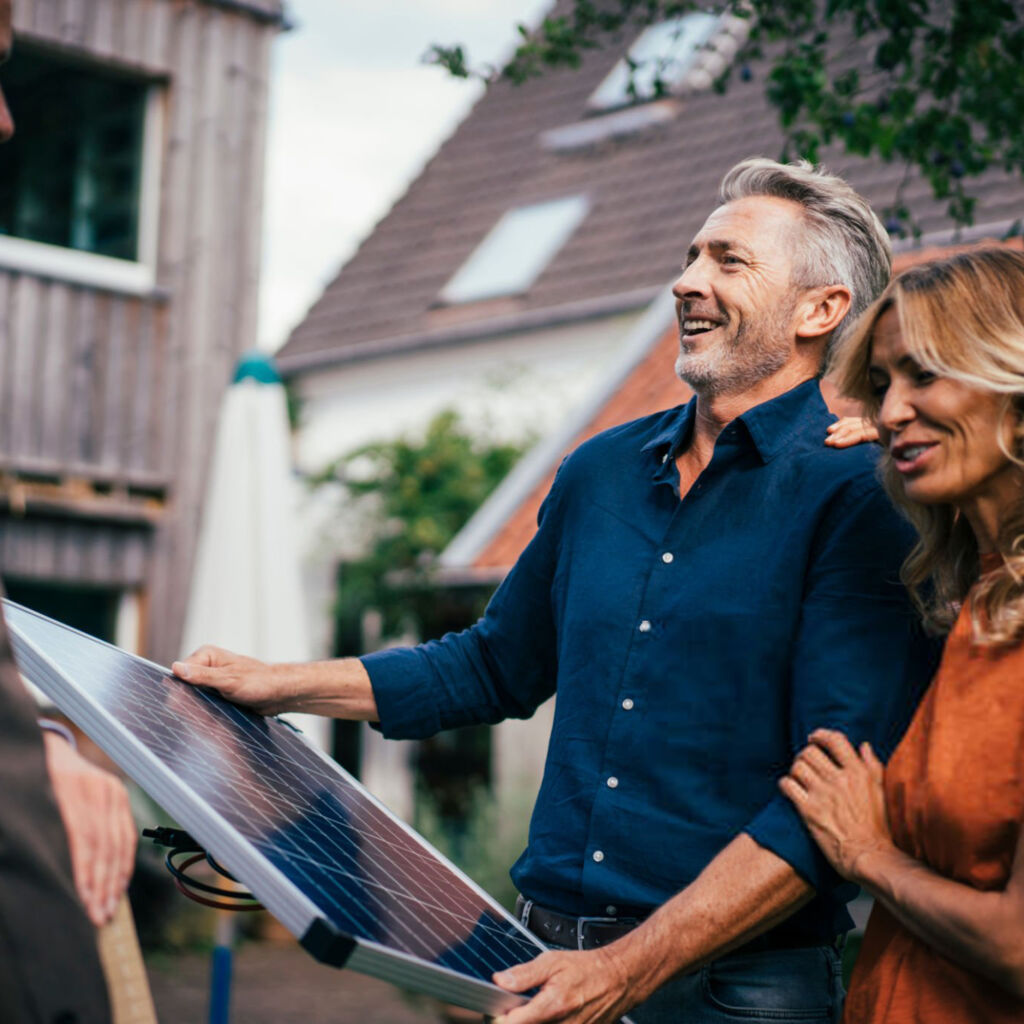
[854, 845, 1024, 997]
[607, 834, 813, 1001]
[260, 657, 379, 720]
[175, 646, 381, 720]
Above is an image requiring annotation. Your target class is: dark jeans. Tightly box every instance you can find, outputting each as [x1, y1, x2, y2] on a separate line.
[544, 941, 844, 1023]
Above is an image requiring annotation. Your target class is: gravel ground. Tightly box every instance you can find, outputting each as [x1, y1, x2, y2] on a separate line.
[146, 941, 479, 1023]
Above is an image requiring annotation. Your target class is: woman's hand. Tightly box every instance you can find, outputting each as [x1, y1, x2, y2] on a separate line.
[825, 417, 879, 449]
[779, 728, 895, 883]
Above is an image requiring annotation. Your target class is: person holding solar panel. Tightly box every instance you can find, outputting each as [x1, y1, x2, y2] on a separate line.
[177, 159, 937, 1023]
[0, 3, 136, 1019]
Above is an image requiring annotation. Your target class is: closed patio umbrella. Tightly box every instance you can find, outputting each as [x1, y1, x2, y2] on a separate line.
[181, 350, 327, 1024]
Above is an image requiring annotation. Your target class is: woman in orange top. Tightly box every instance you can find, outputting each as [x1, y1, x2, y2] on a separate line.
[780, 247, 1024, 1022]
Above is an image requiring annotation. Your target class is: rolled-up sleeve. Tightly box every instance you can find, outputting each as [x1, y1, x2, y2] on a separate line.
[743, 477, 939, 892]
[363, 473, 565, 740]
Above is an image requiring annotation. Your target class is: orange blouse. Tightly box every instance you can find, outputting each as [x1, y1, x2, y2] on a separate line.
[844, 588, 1024, 1022]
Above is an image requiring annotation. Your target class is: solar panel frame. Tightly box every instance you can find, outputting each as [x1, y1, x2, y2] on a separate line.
[3, 598, 551, 1016]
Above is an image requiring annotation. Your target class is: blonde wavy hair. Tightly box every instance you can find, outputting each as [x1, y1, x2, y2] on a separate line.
[829, 246, 1024, 646]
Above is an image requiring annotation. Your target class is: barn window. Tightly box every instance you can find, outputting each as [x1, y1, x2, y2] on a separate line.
[0, 46, 161, 293]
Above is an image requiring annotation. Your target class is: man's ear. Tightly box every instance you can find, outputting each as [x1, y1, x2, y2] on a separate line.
[795, 285, 852, 342]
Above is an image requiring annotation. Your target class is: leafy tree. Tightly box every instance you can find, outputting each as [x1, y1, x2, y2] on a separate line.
[317, 409, 525, 651]
[428, 0, 1024, 236]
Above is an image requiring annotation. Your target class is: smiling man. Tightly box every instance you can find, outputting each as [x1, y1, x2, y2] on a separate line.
[177, 159, 937, 1023]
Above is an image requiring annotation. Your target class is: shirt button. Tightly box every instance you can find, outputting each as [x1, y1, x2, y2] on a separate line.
[593, 850, 605, 863]
[661, 453, 669, 464]
[607, 776, 619, 788]
[638, 619, 651, 633]
[661, 552, 674, 564]
[621, 698, 634, 710]
[606, 905, 618, 916]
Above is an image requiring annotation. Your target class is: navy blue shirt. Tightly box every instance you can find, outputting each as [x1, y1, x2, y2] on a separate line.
[364, 380, 937, 941]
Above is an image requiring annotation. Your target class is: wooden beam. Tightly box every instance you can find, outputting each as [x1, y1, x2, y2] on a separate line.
[0, 475, 164, 526]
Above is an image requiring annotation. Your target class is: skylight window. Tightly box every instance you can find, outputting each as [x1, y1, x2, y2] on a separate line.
[439, 195, 589, 305]
[588, 12, 722, 110]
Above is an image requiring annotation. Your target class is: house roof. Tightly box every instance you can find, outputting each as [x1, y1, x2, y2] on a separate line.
[277, 3, 1023, 375]
[202, 0, 287, 25]
[441, 237, 1024, 578]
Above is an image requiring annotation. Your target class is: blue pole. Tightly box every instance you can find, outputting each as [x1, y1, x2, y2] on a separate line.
[209, 944, 233, 1024]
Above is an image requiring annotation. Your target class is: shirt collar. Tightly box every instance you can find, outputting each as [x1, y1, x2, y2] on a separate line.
[737, 378, 831, 461]
[641, 402, 694, 465]
[641, 378, 831, 465]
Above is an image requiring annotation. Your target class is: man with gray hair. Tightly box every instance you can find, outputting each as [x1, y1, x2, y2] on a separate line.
[177, 158, 935, 1022]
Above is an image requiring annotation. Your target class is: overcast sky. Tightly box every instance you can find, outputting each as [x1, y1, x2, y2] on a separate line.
[258, 0, 551, 351]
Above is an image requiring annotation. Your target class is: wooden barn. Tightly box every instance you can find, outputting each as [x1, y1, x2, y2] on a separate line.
[0, 0, 284, 662]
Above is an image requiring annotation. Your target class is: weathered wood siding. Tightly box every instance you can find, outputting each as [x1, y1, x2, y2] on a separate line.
[0, 518, 150, 587]
[0, 281, 171, 482]
[0, 0, 279, 661]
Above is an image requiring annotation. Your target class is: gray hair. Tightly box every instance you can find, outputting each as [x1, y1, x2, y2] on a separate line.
[718, 158, 892, 347]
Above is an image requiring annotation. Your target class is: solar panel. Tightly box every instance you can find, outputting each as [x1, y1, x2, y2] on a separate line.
[3, 599, 547, 1015]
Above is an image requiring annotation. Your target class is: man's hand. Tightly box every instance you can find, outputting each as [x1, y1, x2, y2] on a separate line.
[172, 646, 295, 715]
[779, 728, 895, 883]
[492, 947, 636, 1024]
[172, 646, 380, 720]
[43, 732, 136, 927]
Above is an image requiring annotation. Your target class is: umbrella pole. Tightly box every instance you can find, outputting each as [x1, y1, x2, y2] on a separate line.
[209, 912, 236, 1024]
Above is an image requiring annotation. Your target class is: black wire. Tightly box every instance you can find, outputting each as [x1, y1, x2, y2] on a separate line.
[171, 854, 265, 912]
[145, 825, 262, 908]
[165, 847, 258, 901]
[205, 850, 241, 883]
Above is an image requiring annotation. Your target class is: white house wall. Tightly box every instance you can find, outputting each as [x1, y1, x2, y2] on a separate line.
[293, 312, 642, 475]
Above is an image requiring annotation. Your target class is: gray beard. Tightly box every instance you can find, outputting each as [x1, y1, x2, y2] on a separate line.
[675, 302, 795, 398]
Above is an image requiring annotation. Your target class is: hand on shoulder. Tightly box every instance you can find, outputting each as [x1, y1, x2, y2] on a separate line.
[825, 417, 880, 449]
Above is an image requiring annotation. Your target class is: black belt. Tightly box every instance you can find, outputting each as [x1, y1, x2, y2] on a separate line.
[516, 896, 843, 955]
[516, 897, 645, 951]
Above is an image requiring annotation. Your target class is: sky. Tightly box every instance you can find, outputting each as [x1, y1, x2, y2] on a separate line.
[258, 0, 551, 351]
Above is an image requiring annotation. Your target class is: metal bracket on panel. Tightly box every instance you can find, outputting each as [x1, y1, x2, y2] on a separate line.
[301, 918, 358, 967]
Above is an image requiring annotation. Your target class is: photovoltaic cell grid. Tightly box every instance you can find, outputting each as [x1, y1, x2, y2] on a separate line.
[3, 600, 545, 1012]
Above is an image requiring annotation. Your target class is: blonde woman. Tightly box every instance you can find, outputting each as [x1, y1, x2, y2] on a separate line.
[781, 247, 1024, 1022]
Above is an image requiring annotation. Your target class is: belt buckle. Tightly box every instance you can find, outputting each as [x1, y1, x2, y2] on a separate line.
[516, 897, 534, 928]
[576, 913, 631, 951]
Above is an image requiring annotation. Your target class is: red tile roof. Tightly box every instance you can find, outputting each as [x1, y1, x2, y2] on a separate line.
[277, 3, 1023, 374]
[469, 237, 1024, 573]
